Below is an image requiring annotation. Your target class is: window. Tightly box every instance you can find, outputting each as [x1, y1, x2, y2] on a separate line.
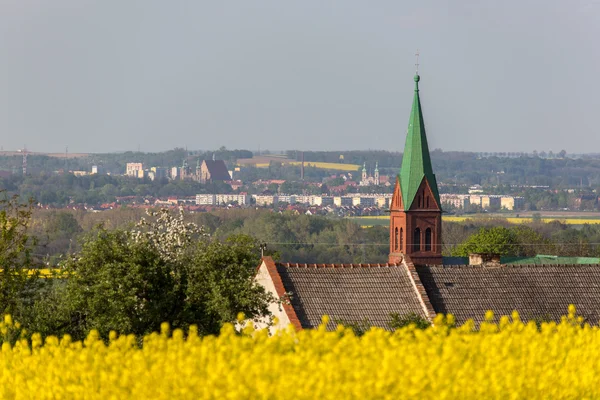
[426, 196, 430, 208]
[394, 227, 399, 251]
[400, 228, 403, 250]
[417, 196, 422, 208]
[425, 228, 432, 251]
[413, 228, 421, 252]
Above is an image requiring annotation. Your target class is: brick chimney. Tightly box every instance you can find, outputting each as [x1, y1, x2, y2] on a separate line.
[469, 253, 501, 266]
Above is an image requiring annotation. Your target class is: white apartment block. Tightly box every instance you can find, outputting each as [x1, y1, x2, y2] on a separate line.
[253, 195, 278, 206]
[464, 194, 524, 210]
[277, 195, 297, 204]
[126, 163, 144, 178]
[440, 194, 470, 209]
[500, 196, 525, 210]
[333, 196, 353, 207]
[196, 194, 216, 205]
[351, 197, 376, 207]
[196, 193, 250, 206]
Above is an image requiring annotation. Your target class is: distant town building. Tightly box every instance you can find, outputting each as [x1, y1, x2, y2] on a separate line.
[468, 185, 484, 194]
[375, 197, 388, 208]
[440, 194, 470, 209]
[500, 196, 525, 211]
[253, 194, 278, 206]
[126, 163, 144, 178]
[149, 167, 169, 181]
[468, 194, 523, 210]
[352, 197, 376, 207]
[481, 195, 501, 209]
[170, 166, 179, 180]
[195, 193, 250, 206]
[179, 159, 191, 181]
[359, 162, 380, 186]
[278, 195, 297, 205]
[333, 196, 353, 207]
[198, 160, 231, 184]
[91, 165, 103, 174]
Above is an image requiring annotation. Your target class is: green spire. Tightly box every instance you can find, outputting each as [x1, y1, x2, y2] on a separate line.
[399, 74, 440, 209]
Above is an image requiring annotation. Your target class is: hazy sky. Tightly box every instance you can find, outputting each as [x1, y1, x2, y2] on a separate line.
[1, 0, 598, 154]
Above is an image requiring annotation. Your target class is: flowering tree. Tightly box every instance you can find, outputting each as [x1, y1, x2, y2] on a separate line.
[132, 207, 206, 263]
[27, 208, 272, 340]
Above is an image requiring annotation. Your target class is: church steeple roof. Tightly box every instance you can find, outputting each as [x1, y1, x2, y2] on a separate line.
[399, 74, 440, 209]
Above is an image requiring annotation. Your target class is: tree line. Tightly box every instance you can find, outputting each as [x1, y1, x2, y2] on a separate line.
[27, 207, 600, 268]
[1, 197, 272, 342]
[2, 194, 600, 342]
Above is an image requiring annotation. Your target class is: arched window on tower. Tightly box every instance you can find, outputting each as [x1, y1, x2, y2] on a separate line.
[394, 227, 399, 251]
[413, 228, 421, 252]
[400, 228, 404, 250]
[425, 228, 432, 251]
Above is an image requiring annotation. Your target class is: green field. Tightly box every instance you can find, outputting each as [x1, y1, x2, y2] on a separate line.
[349, 214, 600, 227]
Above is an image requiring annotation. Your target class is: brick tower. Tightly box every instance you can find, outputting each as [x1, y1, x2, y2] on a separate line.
[389, 73, 442, 265]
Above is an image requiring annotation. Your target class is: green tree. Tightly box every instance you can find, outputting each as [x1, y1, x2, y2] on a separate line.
[511, 225, 555, 256]
[452, 226, 519, 257]
[184, 235, 272, 333]
[0, 194, 41, 317]
[28, 209, 272, 340]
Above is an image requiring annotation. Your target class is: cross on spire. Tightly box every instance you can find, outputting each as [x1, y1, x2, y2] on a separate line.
[415, 50, 420, 74]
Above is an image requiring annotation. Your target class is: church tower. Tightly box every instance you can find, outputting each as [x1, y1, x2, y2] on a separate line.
[389, 73, 442, 265]
[361, 163, 367, 183]
[196, 158, 202, 181]
[374, 162, 380, 185]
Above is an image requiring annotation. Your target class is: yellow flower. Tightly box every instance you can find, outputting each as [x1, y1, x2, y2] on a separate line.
[0, 307, 596, 399]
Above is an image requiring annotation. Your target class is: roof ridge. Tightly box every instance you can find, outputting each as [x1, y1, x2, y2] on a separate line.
[424, 264, 600, 268]
[275, 262, 403, 268]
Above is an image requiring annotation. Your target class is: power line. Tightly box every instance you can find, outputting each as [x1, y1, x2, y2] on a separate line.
[250, 241, 600, 247]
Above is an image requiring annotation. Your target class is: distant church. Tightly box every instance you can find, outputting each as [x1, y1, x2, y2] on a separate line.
[359, 163, 380, 186]
[255, 71, 600, 331]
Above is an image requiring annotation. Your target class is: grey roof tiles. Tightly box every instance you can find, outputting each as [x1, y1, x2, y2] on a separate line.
[275, 263, 428, 329]
[417, 264, 600, 325]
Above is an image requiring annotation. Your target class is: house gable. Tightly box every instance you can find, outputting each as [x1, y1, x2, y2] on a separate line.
[254, 257, 302, 331]
[255, 260, 432, 330]
[408, 177, 441, 211]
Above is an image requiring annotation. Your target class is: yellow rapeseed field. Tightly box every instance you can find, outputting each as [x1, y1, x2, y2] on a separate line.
[443, 216, 600, 224]
[252, 161, 360, 171]
[351, 215, 600, 225]
[1, 308, 600, 399]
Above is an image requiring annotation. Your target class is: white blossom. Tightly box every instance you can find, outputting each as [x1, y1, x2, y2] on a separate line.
[130, 207, 207, 263]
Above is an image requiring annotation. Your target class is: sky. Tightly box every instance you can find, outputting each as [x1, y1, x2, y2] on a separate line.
[1, 0, 599, 154]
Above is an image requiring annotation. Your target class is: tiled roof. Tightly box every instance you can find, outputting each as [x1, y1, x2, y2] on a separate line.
[203, 160, 231, 181]
[442, 255, 600, 266]
[502, 255, 600, 265]
[417, 264, 600, 325]
[275, 262, 429, 330]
